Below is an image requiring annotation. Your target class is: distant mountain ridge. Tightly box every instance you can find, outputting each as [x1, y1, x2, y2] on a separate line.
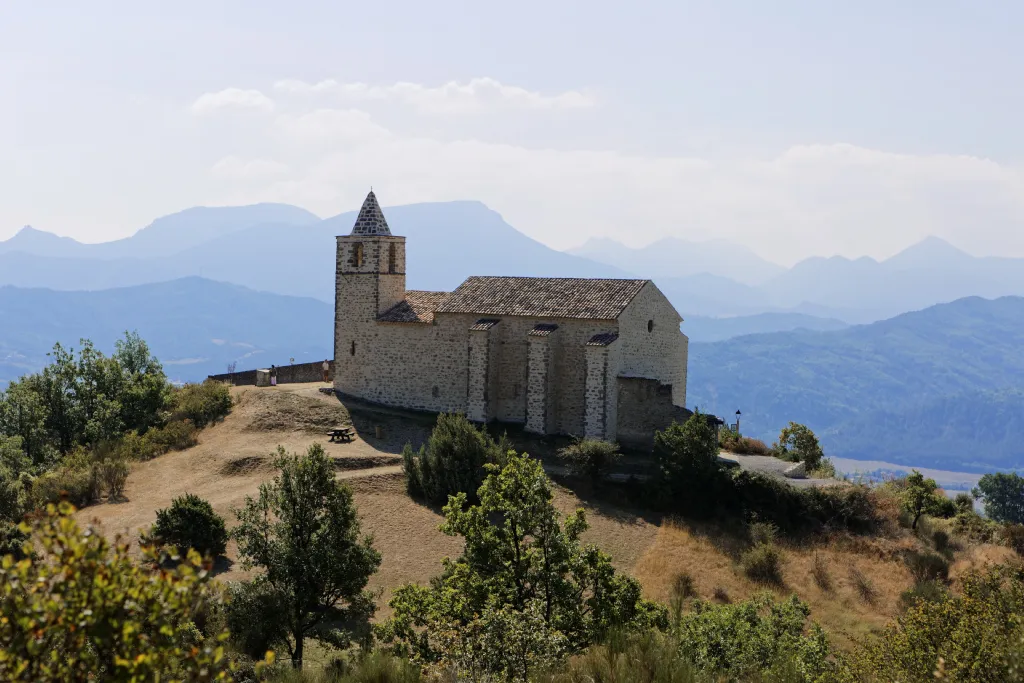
[688, 295, 1024, 472]
[5, 202, 1024, 326]
[0, 278, 332, 387]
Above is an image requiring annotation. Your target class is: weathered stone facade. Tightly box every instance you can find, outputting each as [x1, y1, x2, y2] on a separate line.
[333, 191, 689, 442]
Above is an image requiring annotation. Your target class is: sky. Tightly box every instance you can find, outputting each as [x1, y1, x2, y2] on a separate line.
[2, 0, 1023, 266]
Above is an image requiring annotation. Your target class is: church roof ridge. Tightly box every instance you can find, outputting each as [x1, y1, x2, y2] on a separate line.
[436, 276, 649, 320]
[350, 190, 392, 236]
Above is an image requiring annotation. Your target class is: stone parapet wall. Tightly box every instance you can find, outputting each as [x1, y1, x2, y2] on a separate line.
[615, 376, 693, 450]
[209, 360, 334, 386]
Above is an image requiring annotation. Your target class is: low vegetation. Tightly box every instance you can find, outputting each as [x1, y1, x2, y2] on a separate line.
[151, 493, 229, 559]
[557, 436, 621, 485]
[401, 412, 508, 505]
[718, 426, 771, 455]
[0, 333, 232, 553]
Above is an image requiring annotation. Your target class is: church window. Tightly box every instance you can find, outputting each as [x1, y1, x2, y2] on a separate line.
[350, 340, 356, 356]
[647, 320, 654, 333]
[388, 243, 397, 274]
[351, 243, 364, 268]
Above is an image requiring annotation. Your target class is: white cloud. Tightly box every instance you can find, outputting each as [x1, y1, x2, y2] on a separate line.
[190, 88, 274, 114]
[205, 107, 1024, 264]
[273, 77, 596, 114]
[210, 156, 290, 179]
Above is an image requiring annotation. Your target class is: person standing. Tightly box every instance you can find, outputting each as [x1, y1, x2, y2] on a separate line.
[322, 359, 330, 383]
[270, 364, 277, 387]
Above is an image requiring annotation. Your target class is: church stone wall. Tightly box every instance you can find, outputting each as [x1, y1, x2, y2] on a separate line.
[616, 376, 692, 450]
[616, 283, 689, 407]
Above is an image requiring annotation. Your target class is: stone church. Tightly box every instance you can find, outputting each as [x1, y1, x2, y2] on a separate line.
[334, 191, 690, 445]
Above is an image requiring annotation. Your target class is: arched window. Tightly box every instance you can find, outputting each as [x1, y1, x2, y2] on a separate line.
[647, 320, 654, 333]
[350, 340, 356, 356]
[388, 243, 397, 274]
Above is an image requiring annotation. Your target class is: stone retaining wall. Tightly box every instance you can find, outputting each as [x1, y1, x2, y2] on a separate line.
[209, 360, 334, 386]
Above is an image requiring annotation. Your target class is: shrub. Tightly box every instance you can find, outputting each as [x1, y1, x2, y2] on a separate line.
[899, 580, 948, 610]
[713, 587, 730, 603]
[904, 549, 950, 583]
[402, 413, 504, 505]
[954, 492, 975, 514]
[748, 520, 778, 546]
[674, 593, 836, 680]
[809, 457, 837, 479]
[740, 543, 783, 585]
[169, 380, 232, 428]
[772, 422, 825, 471]
[718, 427, 771, 456]
[97, 457, 130, 500]
[849, 565, 875, 604]
[146, 419, 200, 452]
[30, 463, 98, 508]
[152, 493, 228, 557]
[952, 510, 1002, 544]
[1000, 523, 1024, 556]
[653, 412, 727, 514]
[557, 437, 621, 484]
[671, 571, 697, 601]
[0, 502, 242, 681]
[811, 553, 832, 592]
[225, 579, 291, 660]
[933, 529, 951, 553]
[853, 566, 1024, 682]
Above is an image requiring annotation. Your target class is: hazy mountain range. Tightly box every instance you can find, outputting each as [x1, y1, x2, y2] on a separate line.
[5, 201, 1024, 325]
[688, 296, 1024, 473]
[2, 200, 1023, 472]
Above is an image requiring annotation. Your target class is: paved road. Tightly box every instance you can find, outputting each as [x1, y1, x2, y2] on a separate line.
[718, 453, 840, 488]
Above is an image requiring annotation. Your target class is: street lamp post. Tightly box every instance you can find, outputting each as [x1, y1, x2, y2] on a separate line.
[735, 409, 742, 435]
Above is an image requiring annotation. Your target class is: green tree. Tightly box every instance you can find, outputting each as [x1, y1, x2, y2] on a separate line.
[0, 379, 53, 467]
[113, 331, 171, 434]
[774, 422, 825, 471]
[381, 451, 666, 681]
[852, 566, 1024, 682]
[901, 470, 947, 530]
[0, 502, 245, 681]
[232, 443, 381, 668]
[151, 493, 229, 558]
[402, 412, 504, 504]
[974, 472, 1024, 525]
[653, 412, 724, 513]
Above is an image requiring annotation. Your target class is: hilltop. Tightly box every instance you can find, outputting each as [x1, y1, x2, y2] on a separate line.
[76, 383, 1017, 657]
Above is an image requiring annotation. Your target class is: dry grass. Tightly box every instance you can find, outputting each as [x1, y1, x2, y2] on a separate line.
[71, 382, 1010, 654]
[633, 519, 916, 650]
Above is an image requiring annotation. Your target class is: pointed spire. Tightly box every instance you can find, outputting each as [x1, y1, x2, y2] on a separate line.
[350, 190, 392, 236]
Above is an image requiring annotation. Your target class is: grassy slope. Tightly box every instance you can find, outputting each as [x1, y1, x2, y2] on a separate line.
[77, 384, 1015, 656]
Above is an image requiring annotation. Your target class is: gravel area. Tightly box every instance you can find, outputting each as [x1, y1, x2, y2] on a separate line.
[718, 453, 840, 488]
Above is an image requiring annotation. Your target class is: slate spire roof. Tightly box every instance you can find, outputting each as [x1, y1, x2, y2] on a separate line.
[350, 190, 392, 236]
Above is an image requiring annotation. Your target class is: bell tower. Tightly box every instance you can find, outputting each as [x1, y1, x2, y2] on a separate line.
[334, 190, 406, 392]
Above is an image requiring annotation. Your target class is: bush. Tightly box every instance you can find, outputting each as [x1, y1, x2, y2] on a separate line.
[30, 463, 98, 508]
[0, 502, 241, 681]
[933, 529, 951, 553]
[849, 565, 875, 604]
[811, 554, 832, 592]
[653, 412, 727, 515]
[900, 580, 948, 610]
[557, 437, 621, 484]
[809, 457, 837, 479]
[225, 579, 291, 660]
[402, 413, 504, 505]
[954, 492, 975, 514]
[740, 543, 783, 585]
[168, 380, 232, 428]
[1000, 523, 1024, 556]
[904, 549, 950, 583]
[772, 423, 825, 471]
[718, 427, 771, 456]
[145, 419, 200, 453]
[151, 493, 228, 557]
[97, 457, 130, 500]
[748, 520, 778, 546]
[952, 509, 1002, 544]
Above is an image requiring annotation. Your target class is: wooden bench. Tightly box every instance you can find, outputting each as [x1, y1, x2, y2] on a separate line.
[326, 426, 355, 443]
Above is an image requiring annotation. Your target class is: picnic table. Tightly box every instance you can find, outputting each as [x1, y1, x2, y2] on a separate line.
[327, 426, 355, 443]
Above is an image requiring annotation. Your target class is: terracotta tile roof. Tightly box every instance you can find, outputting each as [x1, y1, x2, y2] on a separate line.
[377, 290, 449, 324]
[528, 323, 559, 337]
[435, 276, 647, 320]
[586, 332, 620, 347]
[469, 318, 501, 331]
